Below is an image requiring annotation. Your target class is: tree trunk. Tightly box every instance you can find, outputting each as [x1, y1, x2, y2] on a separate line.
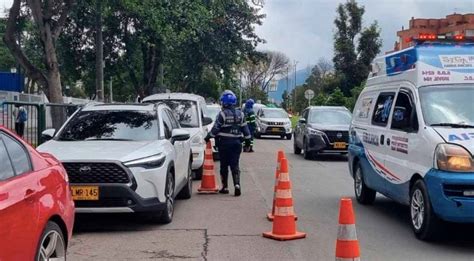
[95, 0, 104, 102]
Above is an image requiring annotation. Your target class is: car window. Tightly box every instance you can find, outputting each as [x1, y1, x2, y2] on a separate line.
[0, 136, 15, 180]
[162, 100, 199, 128]
[309, 110, 352, 125]
[391, 91, 418, 132]
[261, 109, 288, 118]
[162, 111, 173, 139]
[1, 133, 31, 175]
[372, 92, 395, 127]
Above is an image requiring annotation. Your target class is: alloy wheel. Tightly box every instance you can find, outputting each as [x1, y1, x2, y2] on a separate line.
[411, 189, 425, 230]
[38, 230, 65, 261]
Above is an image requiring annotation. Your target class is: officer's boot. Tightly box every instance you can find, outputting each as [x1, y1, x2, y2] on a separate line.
[219, 172, 229, 194]
[249, 146, 254, 153]
[231, 169, 241, 197]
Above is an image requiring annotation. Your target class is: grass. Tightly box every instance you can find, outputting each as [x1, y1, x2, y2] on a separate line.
[290, 116, 299, 129]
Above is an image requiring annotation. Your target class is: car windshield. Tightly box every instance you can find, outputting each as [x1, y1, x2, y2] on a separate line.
[206, 106, 221, 121]
[309, 110, 352, 125]
[260, 109, 288, 118]
[56, 110, 158, 141]
[419, 85, 474, 126]
[161, 100, 199, 128]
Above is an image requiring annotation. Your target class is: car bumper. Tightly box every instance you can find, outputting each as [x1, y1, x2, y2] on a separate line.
[425, 169, 474, 223]
[257, 125, 292, 135]
[191, 144, 205, 169]
[306, 134, 348, 153]
[72, 184, 167, 214]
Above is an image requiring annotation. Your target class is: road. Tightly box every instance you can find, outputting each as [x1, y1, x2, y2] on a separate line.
[69, 138, 474, 261]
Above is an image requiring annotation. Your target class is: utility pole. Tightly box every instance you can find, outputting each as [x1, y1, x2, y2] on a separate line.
[109, 77, 113, 103]
[95, 0, 104, 102]
[293, 60, 298, 112]
[286, 66, 289, 110]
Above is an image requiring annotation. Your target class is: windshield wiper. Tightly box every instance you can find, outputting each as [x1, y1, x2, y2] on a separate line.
[430, 123, 474, 128]
[57, 137, 77, 141]
[85, 138, 134, 141]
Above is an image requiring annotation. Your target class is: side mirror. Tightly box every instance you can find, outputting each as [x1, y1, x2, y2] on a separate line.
[202, 116, 213, 126]
[171, 129, 190, 143]
[298, 118, 306, 124]
[41, 129, 56, 142]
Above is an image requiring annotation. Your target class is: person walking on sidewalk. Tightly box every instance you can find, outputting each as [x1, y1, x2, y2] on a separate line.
[13, 104, 27, 138]
[205, 90, 251, 196]
[243, 99, 256, 152]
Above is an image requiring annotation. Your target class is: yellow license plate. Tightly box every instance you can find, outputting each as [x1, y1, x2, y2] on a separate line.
[334, 142, 347, 149]
[71, 186, 99, 200]
[272, 128, 280, 132]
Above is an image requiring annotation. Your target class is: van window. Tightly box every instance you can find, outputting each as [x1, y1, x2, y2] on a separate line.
[372, 93, 395, 126]
[391, 92, 418, 132]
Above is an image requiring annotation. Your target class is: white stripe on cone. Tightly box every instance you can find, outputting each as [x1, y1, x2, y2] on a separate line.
[203, 169, 214, 176]
[274, 206, 295, 216]
[336, 258, 361, 261]
[276, 189, 293, 199]
[337, 224, 358, 241]
[279, 172, 290, 182]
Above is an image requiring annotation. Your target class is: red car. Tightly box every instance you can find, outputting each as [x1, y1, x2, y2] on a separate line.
[0, 126, 75, 261]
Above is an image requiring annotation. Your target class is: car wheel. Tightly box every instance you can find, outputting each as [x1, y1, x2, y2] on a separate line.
[294, 139, 301, 155]
[354, 163, 376, 205]
[177, 160, 193, 200]
[159, 171, 175, 224]
[286, 134, 292, 140]
[254, 132, 260, 139]
[193, 166, 203, 180]
[35, 222, 66, 261]
[303, 140, 312, 160]
[280, 135, 285, 139]
[410, 180, 441, 241]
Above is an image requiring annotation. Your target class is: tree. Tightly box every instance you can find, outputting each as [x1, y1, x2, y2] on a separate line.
[326, 88, 346, 106]
[0, 18, 15, 71]
[281, 90, 289, 111]
[333, 0, 381, 96]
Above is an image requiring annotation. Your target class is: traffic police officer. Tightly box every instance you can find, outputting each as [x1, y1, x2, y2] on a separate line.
[205, 90, 251, 196]
[243, 99, 256, 152]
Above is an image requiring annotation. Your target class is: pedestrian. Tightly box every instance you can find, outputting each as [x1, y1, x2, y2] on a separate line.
[13, 104, 27, 138]
[243, 99, 256, 152]
[205, 90, 251, 196]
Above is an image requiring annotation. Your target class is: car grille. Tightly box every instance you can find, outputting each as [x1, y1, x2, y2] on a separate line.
[323, 131, 349, 143]
[63, 162, 131, 184]
[265, 121, 285, 126]
[443, 184, 474, 198]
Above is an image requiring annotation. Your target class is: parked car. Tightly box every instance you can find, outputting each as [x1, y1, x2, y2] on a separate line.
[293, 106, 352, 159]
[37, 103, 192, 224]
[205, 103, 221, 158]
[0, 126, 74, 261]
[143, 93, 213, 179]
[255, 107, 292, 139]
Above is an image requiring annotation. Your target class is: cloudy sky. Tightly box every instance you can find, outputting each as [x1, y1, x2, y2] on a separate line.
[1, 0, 472, 68]
[256, 0, 473, 67]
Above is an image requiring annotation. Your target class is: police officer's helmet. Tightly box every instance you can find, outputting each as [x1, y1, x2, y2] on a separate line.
[245, 99, 255, 108]
[220, 90, 237, 106]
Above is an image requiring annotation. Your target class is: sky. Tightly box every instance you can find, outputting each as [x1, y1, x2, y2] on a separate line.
[1, 0, 473, 68]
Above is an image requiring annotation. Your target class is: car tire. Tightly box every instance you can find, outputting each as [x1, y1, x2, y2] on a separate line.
[280, 135, 285, 139]
[254, 132, 261, 139]
[158, 171, 175, 224]
[410, 180, 441, 241]
[286, 134, 292, 140]
[35, 221, 66, 261]
[294, 139, 301, 155]
[303, 140, 312, 160]
[354, 163, 376, 205]
[177, 160, 193, 200]
[193, 166, 203, 180]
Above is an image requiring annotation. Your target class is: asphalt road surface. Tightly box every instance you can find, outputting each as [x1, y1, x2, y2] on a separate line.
[70, 138, 474, 261]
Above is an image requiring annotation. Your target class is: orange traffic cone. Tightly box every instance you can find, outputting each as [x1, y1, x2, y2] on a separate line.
[267, 150, 291, 221]
[197, 142, 219, 193]
[335, 198, 360, 261]
[263, 158, 306, 241]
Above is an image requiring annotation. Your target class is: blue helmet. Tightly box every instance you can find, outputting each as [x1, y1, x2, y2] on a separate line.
[220, 90, 237, 106]
[245, 99, 255, 109]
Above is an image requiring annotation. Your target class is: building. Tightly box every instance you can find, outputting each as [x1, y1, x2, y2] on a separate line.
[393, 13, 474, 51]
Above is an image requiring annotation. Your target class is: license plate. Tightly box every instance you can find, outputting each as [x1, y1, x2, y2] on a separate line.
[71, 186, 99, 200]
[334, 142, 347, 149]
[271, 128, 280, 132]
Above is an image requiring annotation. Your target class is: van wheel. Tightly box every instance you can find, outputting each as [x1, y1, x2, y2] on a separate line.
[177, 160, 192, 200]
[35, 222, 66, 261]
[410, 180, 441, 241]
[354, 164, 376, 205]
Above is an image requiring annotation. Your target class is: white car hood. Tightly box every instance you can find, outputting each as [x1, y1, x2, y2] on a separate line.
[37, 140, 162, 162]
[433, 128, 474, 155]
[260, 118, 290, 123]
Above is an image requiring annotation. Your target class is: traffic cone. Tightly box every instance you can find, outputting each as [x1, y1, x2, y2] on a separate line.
[197, 142, 219, 193]
[335, 198, 361, 261]
[263, 158, 306, 241]
[267, 150, 288, 221]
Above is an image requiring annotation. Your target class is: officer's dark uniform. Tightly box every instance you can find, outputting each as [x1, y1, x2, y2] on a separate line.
[208, 107, 251, 196]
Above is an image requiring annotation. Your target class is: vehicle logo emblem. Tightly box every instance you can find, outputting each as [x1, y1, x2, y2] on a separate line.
[79, 166, 92, 173]
[337, 133, 343, 139]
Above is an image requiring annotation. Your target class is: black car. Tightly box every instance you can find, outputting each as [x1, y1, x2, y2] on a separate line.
[293, 106, 352, 159]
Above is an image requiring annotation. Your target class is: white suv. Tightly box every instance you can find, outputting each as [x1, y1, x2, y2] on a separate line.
[143, 93, 213, 179]
[37, 103, 192, 223]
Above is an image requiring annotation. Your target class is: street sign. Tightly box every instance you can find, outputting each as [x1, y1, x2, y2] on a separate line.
[304, 89, 314, 100]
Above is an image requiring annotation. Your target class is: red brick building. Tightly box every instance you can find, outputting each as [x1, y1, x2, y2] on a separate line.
[393, 13, 474, 51]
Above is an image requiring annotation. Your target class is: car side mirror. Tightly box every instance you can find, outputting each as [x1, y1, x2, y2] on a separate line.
[171, 129, 190, 143]
[202, 116, 213, 126]
[41, 129, 56, 142]
[298, 118, 306, 124]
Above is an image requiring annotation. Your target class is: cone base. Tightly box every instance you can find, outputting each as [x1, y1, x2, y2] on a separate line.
[266, 213, 298, 221]
[262, 231, 306, 241]
[197, 187, 219, 193]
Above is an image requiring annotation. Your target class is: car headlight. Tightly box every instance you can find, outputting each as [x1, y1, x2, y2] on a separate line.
[191, 135, 203, 145]
[435, 144, 474, 172]
[124, 154, 166, 169]
[307, 127, 324, 135]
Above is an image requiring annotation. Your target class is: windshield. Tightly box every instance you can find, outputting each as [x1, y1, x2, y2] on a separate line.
[420, 85, 474, 126]
[260, 109, 288, 119]
[309, 110, 352, 125]
[206, 106, 221, 121]
[56, 110, 158, 141]
[161, 100, 199, 128]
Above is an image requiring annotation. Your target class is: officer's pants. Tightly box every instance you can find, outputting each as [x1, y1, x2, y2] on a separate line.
[218, 142, 242, 187]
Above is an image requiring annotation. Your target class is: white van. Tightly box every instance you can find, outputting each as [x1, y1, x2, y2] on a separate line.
[348, 36, 474, 240]
[144, 93, 213, 180]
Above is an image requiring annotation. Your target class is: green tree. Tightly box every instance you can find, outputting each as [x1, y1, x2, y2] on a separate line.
[333, 0, 381, 96]
[0, 18, 15, 71]
[326, 88, 347, 106]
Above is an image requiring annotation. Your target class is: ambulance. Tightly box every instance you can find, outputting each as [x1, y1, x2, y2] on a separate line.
[348, 34, 474, 240]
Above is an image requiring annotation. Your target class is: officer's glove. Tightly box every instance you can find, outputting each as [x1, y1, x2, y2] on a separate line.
[204, 134, 211, 143]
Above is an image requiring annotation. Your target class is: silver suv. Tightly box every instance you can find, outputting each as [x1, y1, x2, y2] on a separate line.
[255, 107, 292, 140]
